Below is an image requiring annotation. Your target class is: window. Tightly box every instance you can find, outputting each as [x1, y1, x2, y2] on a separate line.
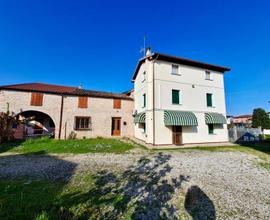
[31, 93, 43, 106]
[142, 71, 146, 82]
[205, 71, 211, 80]
[74, 117, 91, 130]
[113, 99, 121, 109]
[206, 93, 213, 107]
[143, 123, 146, 133]
[208, 124, 214, 134]
[172, 89, 180, 104]
[142, 93, 146, 107]
[78, 97, 88, 108]
[171, 64, 179, 75]
[139, 123, 146, 133]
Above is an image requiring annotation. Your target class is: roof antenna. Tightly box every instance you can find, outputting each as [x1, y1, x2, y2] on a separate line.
[78, 83, 83, 89]
[139, 34, 147, 58]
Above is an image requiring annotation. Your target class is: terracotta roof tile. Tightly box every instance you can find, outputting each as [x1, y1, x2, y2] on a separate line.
[0, 83, 133, 100]
[0, 83, 77, 94]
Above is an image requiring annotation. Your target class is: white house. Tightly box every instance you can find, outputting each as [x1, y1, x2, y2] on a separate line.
[133, 49, 230, 145]
[0, 49, 231, 146]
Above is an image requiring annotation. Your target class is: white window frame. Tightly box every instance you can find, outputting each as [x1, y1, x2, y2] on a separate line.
[206, 93, 215, 108]
[172, 89, 182, 105]
[171, 64, 180, 75]
[205, 71, 212, 80]
[142, 93, 146, 108]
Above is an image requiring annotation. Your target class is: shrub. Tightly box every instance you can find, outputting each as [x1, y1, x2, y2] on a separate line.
[0, 111, 18, 143]
[68, 131, 77, 140]
[264, 134, 270, 142]
[35, 211, 49, 220]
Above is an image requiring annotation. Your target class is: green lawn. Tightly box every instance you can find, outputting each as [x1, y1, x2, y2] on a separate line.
[0, 137, 137, 154]
[154, 143, 270, 157]
[0, 175, 99, 220]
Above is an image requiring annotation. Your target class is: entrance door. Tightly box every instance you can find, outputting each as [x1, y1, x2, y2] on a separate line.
[112, 117, 121, 136]
[172, 126, 182, 145]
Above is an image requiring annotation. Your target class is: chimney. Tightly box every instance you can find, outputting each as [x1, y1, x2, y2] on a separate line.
[146, 47, 151, 56]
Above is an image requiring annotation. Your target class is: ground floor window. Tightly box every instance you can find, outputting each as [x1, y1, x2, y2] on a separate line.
[208, 124, 214, 134]
[74, 117, 91, 130]
[139, 123, 146, 133]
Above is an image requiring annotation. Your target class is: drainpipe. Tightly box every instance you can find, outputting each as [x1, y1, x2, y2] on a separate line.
[58, 95, 64, 139]
[152, 54, 159, 145]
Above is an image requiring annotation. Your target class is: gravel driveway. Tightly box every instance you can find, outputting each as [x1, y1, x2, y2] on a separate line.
[0, 151, 269, 219]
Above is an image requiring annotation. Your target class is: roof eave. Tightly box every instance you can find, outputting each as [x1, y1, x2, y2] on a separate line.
[0, 87, 133, 100]
[131, 53, 231, 82]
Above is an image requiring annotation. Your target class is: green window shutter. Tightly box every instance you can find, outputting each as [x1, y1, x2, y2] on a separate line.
[143, 94, 146, 107]
[208, 124, 214, 134]
[172, 90, 180, 104]
[206, 93, 212, 107]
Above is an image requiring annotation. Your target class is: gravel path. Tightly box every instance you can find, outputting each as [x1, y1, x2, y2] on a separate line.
[0, 151, 269, 219]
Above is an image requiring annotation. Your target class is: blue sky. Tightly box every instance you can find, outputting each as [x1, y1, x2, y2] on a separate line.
[0, 0, 269, 115]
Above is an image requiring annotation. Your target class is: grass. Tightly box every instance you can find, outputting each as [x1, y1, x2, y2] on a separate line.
[264, 134, 270, 141]
[0, 137, 137, 154]
[0, 152, 190, 220]
[0, 175, 97, 220]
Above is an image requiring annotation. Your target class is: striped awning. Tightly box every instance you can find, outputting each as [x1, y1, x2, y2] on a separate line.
[134, 112, 146, 123]
[205, 112, 226, 124]
[164, 110, 198, 126]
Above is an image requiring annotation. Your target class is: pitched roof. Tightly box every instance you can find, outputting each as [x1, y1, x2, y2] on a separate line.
[0, 83, 78, 94]
[0, 83, 133, 100]
[71, 88, 133, 100]
[132, 52, 231, 81]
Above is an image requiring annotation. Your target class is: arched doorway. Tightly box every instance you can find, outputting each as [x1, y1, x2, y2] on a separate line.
[14, 110, 55, 139]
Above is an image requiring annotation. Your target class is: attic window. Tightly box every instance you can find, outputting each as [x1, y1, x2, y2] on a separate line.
[31, 93, 43, 106]
[78, 97, 88, 108]
[142, 71, 146, 82]
[171, 64, 179, 75]
[205, 71, 211, 80]
[113, 99, 121, 109]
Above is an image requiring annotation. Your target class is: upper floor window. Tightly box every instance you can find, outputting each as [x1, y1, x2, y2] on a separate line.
[205, 71, 211, 80]
[74, 116, 91, 130]
[171, 64, 179, 75]
[206, 93, 213, 107]
[142, 93, 146, 107]
[172, 89, 181, 104]
[142, 71, 146, 82]
[78, 96, 88, 108]
[31, 93, 43, 106]
[113, 99, 121, 109]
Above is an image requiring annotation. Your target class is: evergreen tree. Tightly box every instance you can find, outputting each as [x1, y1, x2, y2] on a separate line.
[252, 108, 270, 130]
